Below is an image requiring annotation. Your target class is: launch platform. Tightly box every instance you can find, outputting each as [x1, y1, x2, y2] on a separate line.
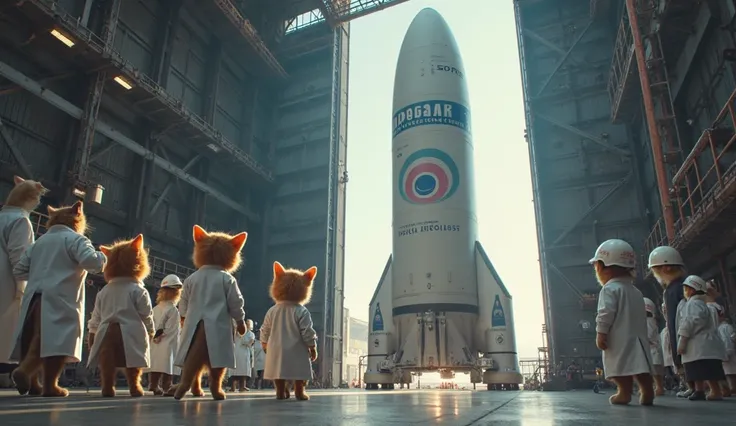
[0, 389, 732, 425]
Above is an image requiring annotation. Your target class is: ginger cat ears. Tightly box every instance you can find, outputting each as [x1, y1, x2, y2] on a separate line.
[192, 224, 247, 251]
[273, 261, 318, 282]
[47, 200, 83, 215]
[14, 175, 47, 192]
[99, 234, 145, 256]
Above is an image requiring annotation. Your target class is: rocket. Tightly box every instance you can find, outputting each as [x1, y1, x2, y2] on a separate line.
[364, 8, 523, 390]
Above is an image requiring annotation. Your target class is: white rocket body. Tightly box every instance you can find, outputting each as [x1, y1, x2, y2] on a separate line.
[364, 8, 522, 389]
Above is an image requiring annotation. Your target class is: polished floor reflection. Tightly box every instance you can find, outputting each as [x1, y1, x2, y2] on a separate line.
[0, 388, 734, 425]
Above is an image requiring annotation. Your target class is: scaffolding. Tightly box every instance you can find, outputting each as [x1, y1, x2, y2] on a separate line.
[11, 0, 273, 184]
[645, 88, 736, 257]
[13, 206, 194, 284]
[286, 0, 413, 33]
[609, 0, 706, 252]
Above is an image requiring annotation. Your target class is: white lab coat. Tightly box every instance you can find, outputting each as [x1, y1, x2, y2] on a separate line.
[661, 327, 674, 368]
[175, 266, 245, 369]
[0, 206, 34, 363]
[677, 295, 725, 364]
[9, 225, 106, 363]
[596, 277, 653, 378]
[231, 330, 254, 376]
[647, 317, 664, 366]
[149, 301, 180, 374]
[86, 278, 154, 368]
[718, 322, 736, 375]
[261, 302, 317, 381]
[253, 340, 265, 371]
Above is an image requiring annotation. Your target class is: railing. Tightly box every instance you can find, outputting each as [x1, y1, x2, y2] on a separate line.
[2, 206, 194, 281]
[645, 88, 736, 251]
[607, 13, 635, 122]
[24, 0, 274, 183]
[644, 217, 667, 256]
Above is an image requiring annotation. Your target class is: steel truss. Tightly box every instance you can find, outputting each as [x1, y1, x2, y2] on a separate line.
[0, 59, 257, 220]
[516, 0, 648, 367]
[286, 0, 413, 33]
[10, 0, 273, 184]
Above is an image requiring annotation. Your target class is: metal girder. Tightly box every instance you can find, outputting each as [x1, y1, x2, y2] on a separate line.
[547, 261, 586, 300]
[212, 0, 286, 78]
[0, 59, 258, 221]
[535, 112, 631, 157]
[0, 117, 34, 178]
[547, 172, 633, 248]
[150, 155, 200, 217]
[523, 28, 569, 56]
[71, 72, 106, 185]
[88, 140, 117, 163]
[535, 20, 594, 98]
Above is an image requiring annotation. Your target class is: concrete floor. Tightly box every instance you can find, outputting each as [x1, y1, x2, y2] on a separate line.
[0, 388, 734, 425]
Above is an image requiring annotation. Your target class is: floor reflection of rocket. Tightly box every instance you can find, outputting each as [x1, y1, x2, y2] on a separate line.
[363, 7, 523, 390]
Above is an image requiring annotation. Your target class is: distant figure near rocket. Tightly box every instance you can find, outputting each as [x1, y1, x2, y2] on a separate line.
[364, 8, 523, 390]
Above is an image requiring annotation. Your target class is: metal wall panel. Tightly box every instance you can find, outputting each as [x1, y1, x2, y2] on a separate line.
[166, 13, 209, 116]
[516, 0, 649, 365]
[115, 0, 161, 74]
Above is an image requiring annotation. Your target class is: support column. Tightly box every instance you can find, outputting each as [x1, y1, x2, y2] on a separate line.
[192, 160, 209, 225]
[129, 130, 157, 235]
[203, 39, 222, 125]
[151, 0, 183, 86]
[63, 0, 122, 203]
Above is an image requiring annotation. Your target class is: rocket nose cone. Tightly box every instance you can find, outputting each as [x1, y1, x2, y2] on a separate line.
[406, 7, 450, 34]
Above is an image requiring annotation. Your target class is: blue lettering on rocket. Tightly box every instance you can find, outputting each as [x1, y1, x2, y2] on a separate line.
[491, 295, 506, 328]
[392, 100, 470, 137]
[373, 303, 385, 332]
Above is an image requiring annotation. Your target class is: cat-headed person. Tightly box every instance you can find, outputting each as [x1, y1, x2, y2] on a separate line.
[167, 225, 247, 401]
[9, 200, 107, 397]
[260, 261, 319, 401]
[87, 234, 155, 397]
[0, 176, 47, 394]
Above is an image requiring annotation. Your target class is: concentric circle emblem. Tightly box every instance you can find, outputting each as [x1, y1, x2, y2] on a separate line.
[398, 148, 459, 204]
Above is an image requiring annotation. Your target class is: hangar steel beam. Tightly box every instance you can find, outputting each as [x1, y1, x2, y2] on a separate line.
[547, 173, 633, 248]
[212, 0, 287, 78]
[68, 0, 121, 198]
[535, 113, 630, 157]
[0, 117, 34, 179]
[535, 20, 594, 98]
[0, 59, 258, 221]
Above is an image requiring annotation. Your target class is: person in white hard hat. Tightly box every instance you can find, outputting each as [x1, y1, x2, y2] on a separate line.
[148, 274, 183, 395]
[715, 305, 736, 396]
[677, 275, 726, 401]
[648, 245, 692, 397]
[644, 298, 665, 395]
[591, 239, 655, 406]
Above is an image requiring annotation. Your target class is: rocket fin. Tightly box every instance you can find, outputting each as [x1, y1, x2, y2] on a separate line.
[365, 255, 396, 386]
[475, 242, 523, 385]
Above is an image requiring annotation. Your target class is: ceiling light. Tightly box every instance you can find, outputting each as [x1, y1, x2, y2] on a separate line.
[50, 29, 75, 47]
[113, 76, 133, 90]
[207, 143, 221, 153]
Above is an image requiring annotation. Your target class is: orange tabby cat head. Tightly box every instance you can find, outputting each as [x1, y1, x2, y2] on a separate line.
[192, 225, 247, 273]
[269, 261, 317, 305]
[99, 234, 150, 282]
[5, 175, 47, 211]
[46, 201, 87, 235]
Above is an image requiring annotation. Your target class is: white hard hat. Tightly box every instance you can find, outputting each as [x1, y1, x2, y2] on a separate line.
[643, 298, 656, 314]
[647, 246, 684, 268]
[683, 275, 707, 293]
[588, 239, 636, 269]
[160, 274, 183, 288]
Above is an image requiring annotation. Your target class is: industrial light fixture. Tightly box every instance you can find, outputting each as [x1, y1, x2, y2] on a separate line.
[207, 143, 221, 153]
[50, 29, 75, 48]
[113, 76, 133, 90]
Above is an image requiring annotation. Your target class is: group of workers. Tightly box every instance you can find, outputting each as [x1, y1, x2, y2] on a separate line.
[593, 239, 736, 405]
[0, 175, 317, 400]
